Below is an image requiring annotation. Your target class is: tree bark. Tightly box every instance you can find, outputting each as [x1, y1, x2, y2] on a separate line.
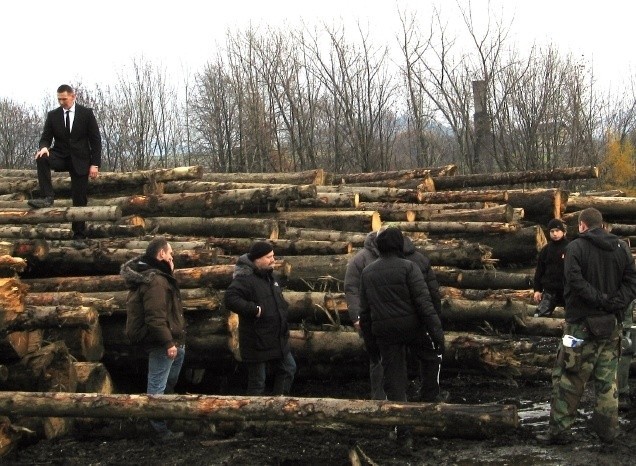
[143, 217, 280, 239]
[386, 221, 520, 235]
[473, 226, 547, 266]
[0, 206, 121, 225]
[325, 165, 457, 184]
[43, 321, 104, 362]
[268, 211, 381, 232]
[565, 195, 636, 220]
[433, 267, 534, 289]
[288, 192, 359, 208]
[200, 169, 325, 185]
[0, 255, 26, 277]
[417, 190, 508, 204]
[316, 185, 420, 203]
[410, 239, 494, 268]
[0, 391, 518, 438]
[73, 362, 114, 394]
[432, 166, 598, 190]
[506, 188, 566, 223]
[2, 306, 98, 332]
[0, 225, 74, 240]
[206, 238, 352, 256]
[282, 228, 368, 247]
[281, 255, 353, 291]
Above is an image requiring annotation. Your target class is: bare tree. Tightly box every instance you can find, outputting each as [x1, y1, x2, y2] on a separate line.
[0, 99, 41, 168]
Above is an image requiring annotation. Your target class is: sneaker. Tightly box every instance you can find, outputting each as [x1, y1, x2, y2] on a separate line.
[535, 431, 573, 445]
[27, 197, 54, 209]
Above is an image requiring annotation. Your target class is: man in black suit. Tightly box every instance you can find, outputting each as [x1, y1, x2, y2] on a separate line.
[29, 84, 102, 248]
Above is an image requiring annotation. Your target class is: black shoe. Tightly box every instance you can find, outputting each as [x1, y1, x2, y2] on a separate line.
[27, 197, 54, 209]
[536, 431, 573, 445]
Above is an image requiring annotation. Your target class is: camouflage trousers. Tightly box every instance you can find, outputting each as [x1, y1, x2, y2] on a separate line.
[618, 300, 635, 394]
[549, 320, 621, 440]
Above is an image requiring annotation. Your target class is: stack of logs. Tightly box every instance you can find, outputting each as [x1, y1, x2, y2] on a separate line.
[1, 163, 635, 449]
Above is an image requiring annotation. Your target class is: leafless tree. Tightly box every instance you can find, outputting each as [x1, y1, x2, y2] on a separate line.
[0, 99, 41, 168]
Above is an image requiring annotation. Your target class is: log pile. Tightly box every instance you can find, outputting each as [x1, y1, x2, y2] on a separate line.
[2, 163, 629, 449]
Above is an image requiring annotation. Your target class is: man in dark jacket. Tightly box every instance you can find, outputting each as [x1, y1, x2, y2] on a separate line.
[225, 241, 296, 395]
[121, 237, 186, 441]
[345, 230, 444, 401]
[538, 208, 636, 445]
[359, 227, 445, 449]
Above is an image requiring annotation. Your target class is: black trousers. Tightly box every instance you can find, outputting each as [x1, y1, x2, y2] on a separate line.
[35, 152, 88, 237]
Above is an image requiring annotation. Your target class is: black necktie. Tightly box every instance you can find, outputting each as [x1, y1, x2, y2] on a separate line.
[65, 110, 70, 133]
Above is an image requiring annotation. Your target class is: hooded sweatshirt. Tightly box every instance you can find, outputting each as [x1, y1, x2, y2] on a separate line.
[564, 227, 636, 322]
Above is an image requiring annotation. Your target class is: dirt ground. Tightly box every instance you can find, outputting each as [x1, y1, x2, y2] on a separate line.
[4, 373, 636, 466]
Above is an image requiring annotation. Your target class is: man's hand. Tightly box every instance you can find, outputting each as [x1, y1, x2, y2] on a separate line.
[533, 291, 542, 303]
[89, 165, 99, 179]
[35, 148, 49, 159]
[167, 345, 178, 360]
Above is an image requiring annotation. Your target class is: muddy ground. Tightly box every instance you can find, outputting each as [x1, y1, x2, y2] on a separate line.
[4, 372, 636, 466]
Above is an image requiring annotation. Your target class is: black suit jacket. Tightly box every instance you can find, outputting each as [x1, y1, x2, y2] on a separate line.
[38, 104, 102, 175]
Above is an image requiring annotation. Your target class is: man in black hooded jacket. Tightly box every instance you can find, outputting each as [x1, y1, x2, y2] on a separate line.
[359, 227, 445, 448]
[538, 208, 636, 445]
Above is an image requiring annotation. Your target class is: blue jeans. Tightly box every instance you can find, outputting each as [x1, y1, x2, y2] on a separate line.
[147, 345, 185, 433]
[246, 352, 296, 395]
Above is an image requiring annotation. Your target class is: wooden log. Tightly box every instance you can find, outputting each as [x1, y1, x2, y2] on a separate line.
[433, 267, 534, 289]
[288, 192, 359, 208]
[0, 391, 518, 438]
[440, 286, 534, 303]
[385, 221, 520, 235]
[0, 416, 22, 457]
[281, 255, 353, 291]
[200, 169, 325, 185]
[571, 189, 625, 197]
[417, 190, 508, 204]
[22, 263, 291, 293]
[342, 176, 434, 190]
[269, 211, 381, 232]
[144, 217, 279, 239]
[43, 321, 104, 362]
[0, 255, 27, 276]
[207, 238, 352, 256]
[85, 222, 146, 238]
[0, 330, 42, 363]
[73, 362, 114, 394]
[565, 195, 636, 219]
[1, 239, 49, 261]
[0, 278, 27, 318]
[2, 306, 98, 332]
[105, 191, 292, 217]
[0, 225, 74, 240]
[3, 341, 77, 392]
[282, 228, 369, 247]
[410, 239, 493, 268]
[0, 179, 38, 195]
[506, 188, 566, 223]
[326, 165, 457, 184]
[474, 226, 547, 266]
[25, 288, 221, 315]
[316, 185, 420, 203]
[0, 206, 121, 225]
[164, 181, 300, 192]
[432, 166, 598, 190]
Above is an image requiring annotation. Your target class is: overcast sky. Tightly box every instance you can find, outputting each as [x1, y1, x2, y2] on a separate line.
[3, 0, 635, 107]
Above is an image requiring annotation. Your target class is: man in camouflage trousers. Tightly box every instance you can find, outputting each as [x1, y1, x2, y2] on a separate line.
[537, 208, 636, 445]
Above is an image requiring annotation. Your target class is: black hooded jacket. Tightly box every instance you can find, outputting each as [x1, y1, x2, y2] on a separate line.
[224, 254, 291, 362]
[564, 227, 636, 322]
[534, 236, 569, 293]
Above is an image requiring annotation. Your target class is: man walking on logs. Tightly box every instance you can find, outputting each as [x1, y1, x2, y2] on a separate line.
[225, 241, 296, 396]
[121, 237, 186, 442]
[29, 84, 102, 249]
[537, 208, 636, 445]
[359, 227, 445, 451]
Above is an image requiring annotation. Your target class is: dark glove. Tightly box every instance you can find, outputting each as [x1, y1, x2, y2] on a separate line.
[602, 294, 626, 314]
